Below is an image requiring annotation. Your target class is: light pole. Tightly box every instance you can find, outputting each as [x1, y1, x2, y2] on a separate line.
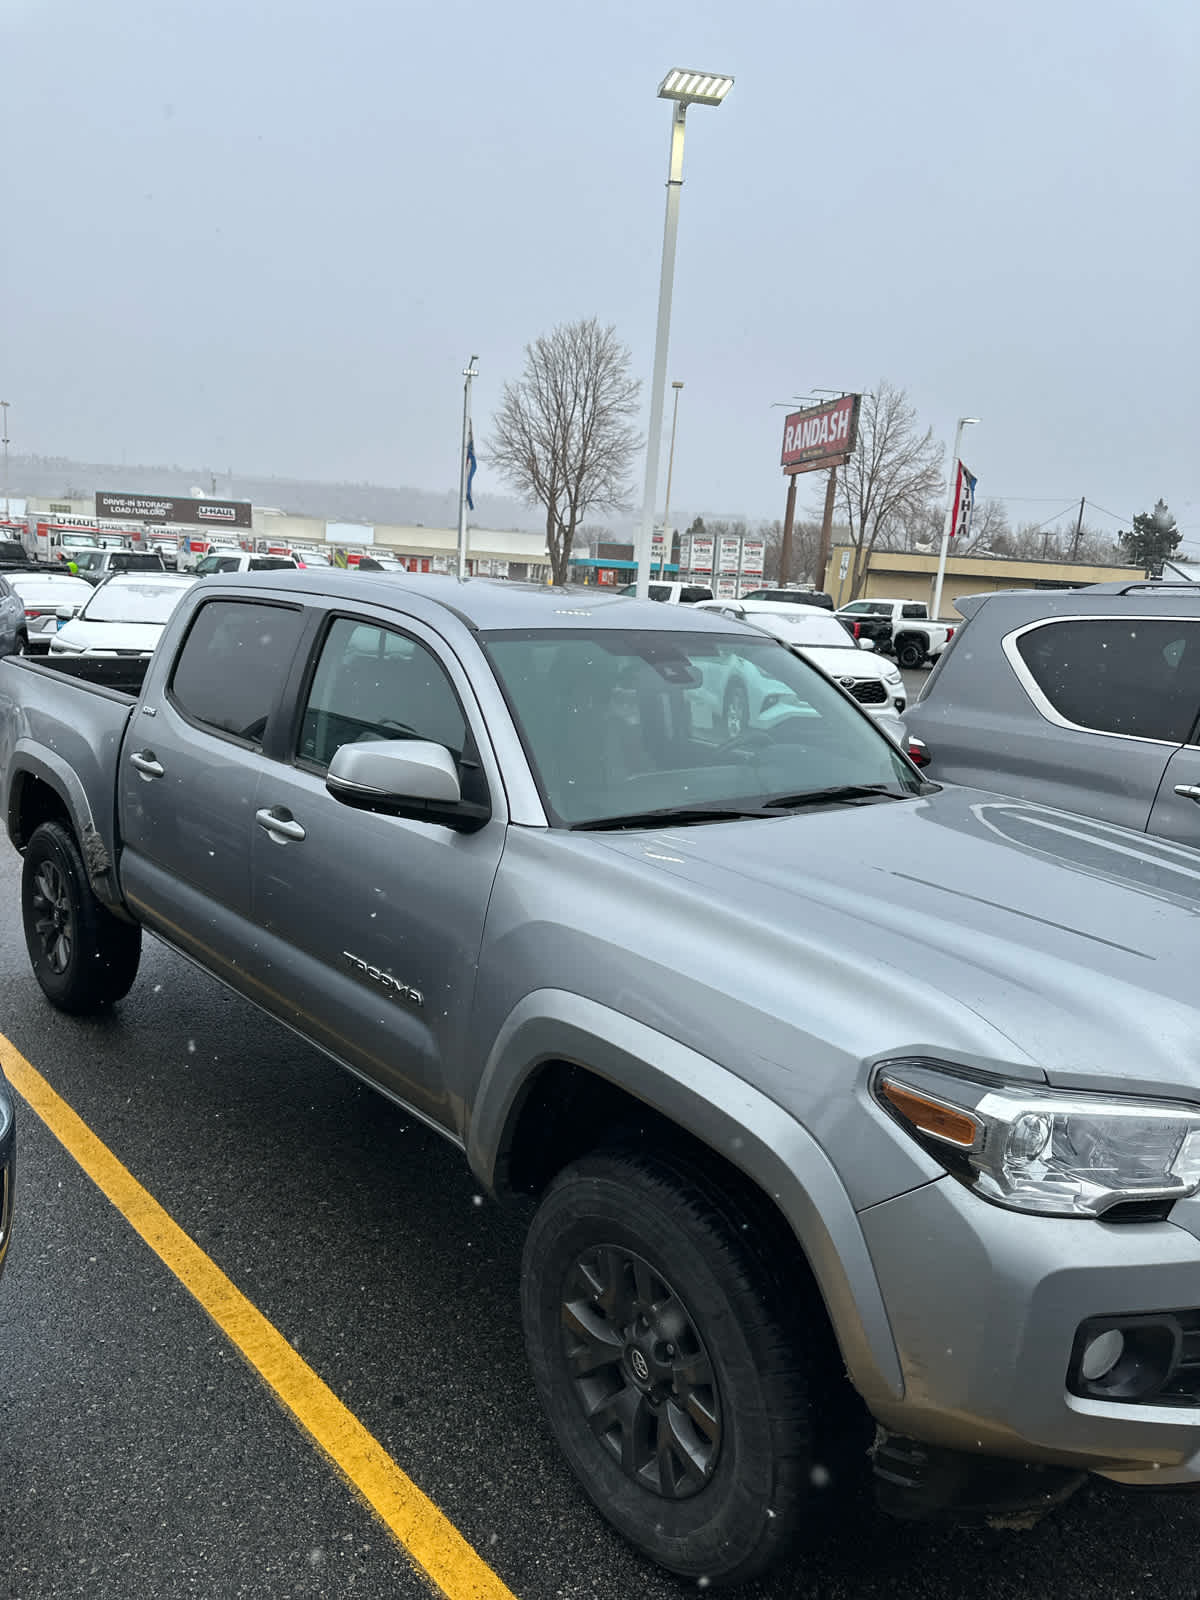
[0, 402, 9, 522]
[932, 416, 979, 618]
[659, 380, 684, 577]
[634, 69, 733, 600]
[456, 355, 479, 581]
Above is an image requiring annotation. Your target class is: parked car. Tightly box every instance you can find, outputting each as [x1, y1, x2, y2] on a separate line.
[49, 572, 198, 657]
[0, 574, 28, 658]
[695, 599, 907, 722]
[835, 598, 956, 668]
[6, 571, 95, 654]
[615, 580, 714, 603]
[906, 581, 1200, 843]
[740, 585, 835, 610]
[71, 547, 167, 585]
[0, 539, 32, 570]
[177, 538, 242, 573]
[195, 552, 302, 575]
[12, 575, 1200, 1581]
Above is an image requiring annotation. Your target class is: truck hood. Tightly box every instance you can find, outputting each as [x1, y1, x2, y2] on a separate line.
[589, 784, 1200, 1098]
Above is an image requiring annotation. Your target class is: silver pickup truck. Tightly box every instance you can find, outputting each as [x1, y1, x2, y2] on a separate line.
[6, 572, 1200, 1584]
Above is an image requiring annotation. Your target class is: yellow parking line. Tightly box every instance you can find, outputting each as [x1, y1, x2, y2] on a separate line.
[2, 1036, 518, 1600]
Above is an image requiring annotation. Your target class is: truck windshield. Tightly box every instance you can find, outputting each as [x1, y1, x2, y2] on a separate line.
[483, 628, 921, 828]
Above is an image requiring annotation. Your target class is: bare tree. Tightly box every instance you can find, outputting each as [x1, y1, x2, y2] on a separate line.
[960, 496, 1011, 554]
[488, 318, 641, 585]
[838, 381, 943, 598]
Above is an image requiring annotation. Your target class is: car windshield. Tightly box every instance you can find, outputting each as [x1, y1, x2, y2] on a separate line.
[82, 580, 194, 624]
[484, 628, 921, 828]
[195, 554, 241, 573]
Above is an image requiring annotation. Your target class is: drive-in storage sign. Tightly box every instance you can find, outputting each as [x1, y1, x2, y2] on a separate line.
[780, 394, 861, 474]
[95, 492, 253, 529]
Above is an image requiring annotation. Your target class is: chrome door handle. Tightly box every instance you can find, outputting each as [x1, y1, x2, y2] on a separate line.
[1174, 785, 1200, 804]
[255, 807, 306, 843]
[129, 750, 165, 779]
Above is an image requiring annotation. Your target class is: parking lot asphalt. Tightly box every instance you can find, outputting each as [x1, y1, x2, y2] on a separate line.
[7, 818, 1200, 1599]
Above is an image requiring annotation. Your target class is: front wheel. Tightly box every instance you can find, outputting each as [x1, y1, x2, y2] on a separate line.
[22, 821, 142, 1014]
[521, 1150, 813, 1584]
[895, 637, 927, 671]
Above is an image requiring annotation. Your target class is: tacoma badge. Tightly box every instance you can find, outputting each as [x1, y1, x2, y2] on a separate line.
[342, 952, 424, 1007]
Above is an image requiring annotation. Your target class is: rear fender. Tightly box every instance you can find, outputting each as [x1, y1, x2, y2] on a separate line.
[6, 747, 124, 911]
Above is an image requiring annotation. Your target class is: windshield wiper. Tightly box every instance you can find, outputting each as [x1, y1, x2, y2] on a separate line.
[761, 783, 914, 809]
[571, 803, 771, 832]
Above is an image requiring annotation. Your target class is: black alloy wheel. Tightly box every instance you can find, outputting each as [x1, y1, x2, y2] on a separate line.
[22, 821, 142, 1013]
[561, 1244, 720, 1499]
[522, 1149, 814, 1584]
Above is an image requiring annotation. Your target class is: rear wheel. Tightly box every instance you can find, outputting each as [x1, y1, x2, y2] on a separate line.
[521, 1150, 814, 1584]
[22, 821, 141, 1013]
[895, 637, 926, 671]
[14, 631, 29, 656]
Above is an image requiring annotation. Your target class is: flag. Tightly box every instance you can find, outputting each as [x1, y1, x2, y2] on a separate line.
[466, 425, 477, 512]
[950, 461, 977, 541]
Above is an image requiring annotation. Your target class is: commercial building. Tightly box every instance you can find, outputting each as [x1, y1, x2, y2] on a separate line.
[825, 547, 1146, 617]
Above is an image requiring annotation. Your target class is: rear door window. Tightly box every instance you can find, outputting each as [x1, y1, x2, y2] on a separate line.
[1013, 618, 1200, 743]
[169, 599, 305, 747]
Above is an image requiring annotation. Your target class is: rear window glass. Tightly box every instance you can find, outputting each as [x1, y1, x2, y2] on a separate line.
[170, 599, 305, 746]
[1014, 619, 1200, 743]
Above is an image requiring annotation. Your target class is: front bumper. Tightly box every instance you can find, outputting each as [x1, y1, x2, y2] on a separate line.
[859, 1175, 1200, 1483]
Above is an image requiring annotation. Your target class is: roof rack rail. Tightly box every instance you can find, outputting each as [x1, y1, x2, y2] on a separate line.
[1084, 580, 1200, 595]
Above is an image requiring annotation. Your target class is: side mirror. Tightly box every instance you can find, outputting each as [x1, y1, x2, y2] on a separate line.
[56, 606, 78, 622]
[857, 637, 876, 651]
[325, 738, 489, 832]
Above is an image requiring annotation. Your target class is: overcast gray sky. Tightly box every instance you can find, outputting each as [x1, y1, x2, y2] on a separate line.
[3, 0, 1198, 545]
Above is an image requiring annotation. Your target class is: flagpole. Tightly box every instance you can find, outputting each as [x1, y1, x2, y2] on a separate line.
[456, 355, 479, 581]
[932, 415, 978, 618]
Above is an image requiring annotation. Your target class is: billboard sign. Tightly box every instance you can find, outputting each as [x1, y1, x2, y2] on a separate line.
[780, 394, 861, 475]
[95, 492, 253, 529]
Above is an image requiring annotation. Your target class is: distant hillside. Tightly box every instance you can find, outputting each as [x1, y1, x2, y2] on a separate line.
[8, 454, 549, 533]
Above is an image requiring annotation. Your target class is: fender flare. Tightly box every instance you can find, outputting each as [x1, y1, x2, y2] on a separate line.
[7, 746, 123, 910]
[468, 989, 904, 1407]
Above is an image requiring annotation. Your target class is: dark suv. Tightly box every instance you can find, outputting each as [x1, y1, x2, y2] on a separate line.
[906, 581, 1200, 843]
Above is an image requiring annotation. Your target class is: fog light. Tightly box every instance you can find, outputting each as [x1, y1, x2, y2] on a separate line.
[1080, 1328, 1125, 1381]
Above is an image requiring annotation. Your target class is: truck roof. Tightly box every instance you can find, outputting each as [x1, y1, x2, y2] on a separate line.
[203, 571, 743, 633]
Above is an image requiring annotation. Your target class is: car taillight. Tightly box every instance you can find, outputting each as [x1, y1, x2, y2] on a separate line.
[907, 737, 931, 769]
[945, 627, 955, 641]
[24, 608, 46, 619]
[853, 621, 861, 639]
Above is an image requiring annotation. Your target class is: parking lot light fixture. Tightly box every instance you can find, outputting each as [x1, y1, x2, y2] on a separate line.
[634, 70, 733, 601]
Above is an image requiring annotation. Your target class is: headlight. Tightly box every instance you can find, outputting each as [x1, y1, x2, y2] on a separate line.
[875, 1060, 1200, 1218]
[883, 668, 903, 683]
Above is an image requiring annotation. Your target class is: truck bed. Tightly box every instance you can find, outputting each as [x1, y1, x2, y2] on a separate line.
[0, 653, 145, 909]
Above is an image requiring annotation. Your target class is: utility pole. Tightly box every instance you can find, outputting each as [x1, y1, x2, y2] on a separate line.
[1068, 496, 1086, 562]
